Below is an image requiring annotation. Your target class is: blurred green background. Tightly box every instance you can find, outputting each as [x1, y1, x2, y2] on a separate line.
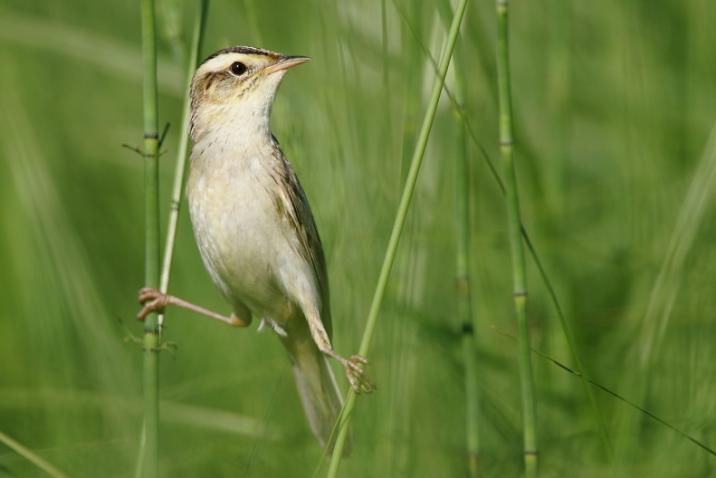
[1, 0, 716, 476]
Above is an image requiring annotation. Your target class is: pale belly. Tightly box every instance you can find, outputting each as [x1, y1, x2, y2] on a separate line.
[187, 159, 293, 320]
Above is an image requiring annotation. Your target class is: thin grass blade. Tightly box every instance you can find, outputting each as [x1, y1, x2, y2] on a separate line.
[0, 431, 70, 478]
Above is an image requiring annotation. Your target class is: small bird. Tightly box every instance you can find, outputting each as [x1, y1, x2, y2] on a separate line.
[137, 46, 372, 449]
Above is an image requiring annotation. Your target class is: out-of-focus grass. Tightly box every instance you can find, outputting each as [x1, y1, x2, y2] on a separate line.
[1, 0, 716, 476]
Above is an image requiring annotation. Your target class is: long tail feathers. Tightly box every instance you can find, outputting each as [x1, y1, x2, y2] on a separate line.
[286, 340, 350, 455]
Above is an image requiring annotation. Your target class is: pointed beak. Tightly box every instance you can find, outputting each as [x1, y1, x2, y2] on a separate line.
[264, 55, 311, 75]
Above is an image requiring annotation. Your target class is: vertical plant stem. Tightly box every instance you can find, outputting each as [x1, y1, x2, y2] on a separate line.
[140, 0, 160, 475]
[158, 0, 210, 330]
[495, 0, 538, 476]
[409, 2, 610, 458]
[380, 0, 390, 123]
[453, 52, 480, 477]
[522, 231, 613, 460]
[436, 2, 482, 469]
[325, 1, 470, 475]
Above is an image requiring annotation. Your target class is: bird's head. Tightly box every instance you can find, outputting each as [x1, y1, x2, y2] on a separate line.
[189, 46, 310, 142]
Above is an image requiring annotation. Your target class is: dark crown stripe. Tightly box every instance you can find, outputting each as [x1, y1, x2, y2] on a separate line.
[200, 46, 280, 66]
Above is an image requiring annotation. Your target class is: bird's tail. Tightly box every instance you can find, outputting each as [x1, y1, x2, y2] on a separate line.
[281, 335, 349, 455]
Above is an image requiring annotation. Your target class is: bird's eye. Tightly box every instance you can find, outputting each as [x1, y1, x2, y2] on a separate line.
[230, 61, 247, 76]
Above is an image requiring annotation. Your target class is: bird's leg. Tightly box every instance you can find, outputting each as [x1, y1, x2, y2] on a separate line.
[136, 287, 251, 327]
[304, 310, 374, 394]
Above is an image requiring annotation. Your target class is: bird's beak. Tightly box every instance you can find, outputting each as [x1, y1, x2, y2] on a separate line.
[264, 55, 311, 75]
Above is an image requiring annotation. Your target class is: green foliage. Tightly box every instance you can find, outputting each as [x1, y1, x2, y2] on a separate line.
[1, 0, 715, 476]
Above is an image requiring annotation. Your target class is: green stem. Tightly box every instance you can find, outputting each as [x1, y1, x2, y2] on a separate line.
[140, 0, 160, 475]
[158, 0, 209, 330]
[495, 0, 538, 476]
[438, 2, 481, 469]
[0, 431, 69, 478]
[325, 1, 470, 475]
[402, 0, 610, 459]
[522, 231, 613, 460]
[453, 51, 480, 478]
[380, 0, 391, 130]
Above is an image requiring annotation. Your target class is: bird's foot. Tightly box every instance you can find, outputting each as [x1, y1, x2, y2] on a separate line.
[137, 287, 169, 321]
[342, 354, 375, 394]
[137, 288, 246, 327]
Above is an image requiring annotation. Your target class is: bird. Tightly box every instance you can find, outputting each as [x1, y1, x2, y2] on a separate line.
[136, 46, 372, 450]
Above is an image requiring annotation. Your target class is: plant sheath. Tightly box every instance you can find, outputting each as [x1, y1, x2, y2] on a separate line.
[496, 0, 538, 475]
[325, 0, 470, 475]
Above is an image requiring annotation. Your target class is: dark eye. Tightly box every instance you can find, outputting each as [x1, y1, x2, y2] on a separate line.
[230, 61, 247, 76]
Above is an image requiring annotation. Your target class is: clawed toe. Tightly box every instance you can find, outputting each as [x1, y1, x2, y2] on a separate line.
[345, 355, 366, 375]
[351, 354, 368, 365]
[343, 354, 375, 394]
[136, 287, 168, 321]
[138, 287, 161, 304]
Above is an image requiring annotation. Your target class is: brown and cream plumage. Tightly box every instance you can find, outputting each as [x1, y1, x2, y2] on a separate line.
[138, 46, 371, 451]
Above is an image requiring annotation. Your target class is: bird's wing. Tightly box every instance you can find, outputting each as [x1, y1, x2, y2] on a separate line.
[271, 143, 332, 338]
